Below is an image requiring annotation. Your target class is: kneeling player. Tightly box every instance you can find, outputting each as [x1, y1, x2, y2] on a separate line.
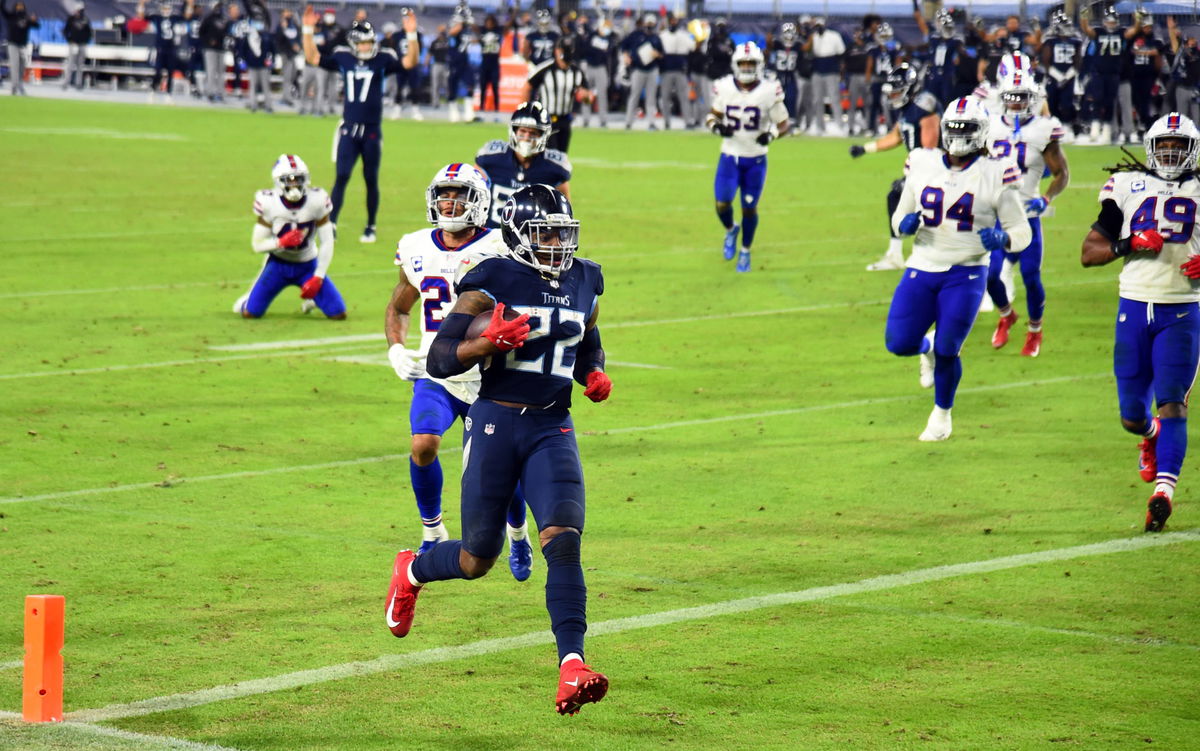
[886, 98, 1031, 440]
[705, 41, 789, 273]
[1081, 112, 1200, 532]
[234, 154, 346, 319]
[385, 163, 533, 580]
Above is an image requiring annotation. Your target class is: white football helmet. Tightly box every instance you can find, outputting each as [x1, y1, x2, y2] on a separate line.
[731, 41, 765, 84]
[272, 154, 309, 202]
[426, 163, 491, 233]
[941, 97, 991, 156]
[1145, 112, 1200, 181]
[997, 52, 1041, 117]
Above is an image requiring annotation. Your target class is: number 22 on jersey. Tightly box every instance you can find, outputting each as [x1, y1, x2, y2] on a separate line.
[504, 306, 586, 378]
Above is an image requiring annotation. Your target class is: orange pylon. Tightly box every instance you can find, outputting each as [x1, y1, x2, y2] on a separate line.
[23, 595, 64, 723]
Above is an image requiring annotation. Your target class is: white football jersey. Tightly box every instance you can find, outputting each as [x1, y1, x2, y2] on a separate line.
[711, 75, 789, 158]
[252, 187, 332, 263]
[897, 148, 1029, 271]
[1099, 172, 1200, 304]
[970, 82, 1002, 115]
[393, 228, 509, 402]
[988, 114, 1066, 213]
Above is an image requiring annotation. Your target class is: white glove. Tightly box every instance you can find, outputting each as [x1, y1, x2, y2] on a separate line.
[388, 343, 427, 381]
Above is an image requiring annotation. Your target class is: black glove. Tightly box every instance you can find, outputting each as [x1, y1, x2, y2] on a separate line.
[708, 120, 732, 137]
[849, 144, 866, 158]
[756, 131, 774, 146]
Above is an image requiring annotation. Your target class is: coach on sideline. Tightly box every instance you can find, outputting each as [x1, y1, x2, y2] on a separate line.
[525, 38, 592, 153]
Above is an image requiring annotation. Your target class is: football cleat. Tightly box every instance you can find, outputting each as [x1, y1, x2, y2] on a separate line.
[1145, 492, 1173, 533]
[360, 225, 377, 243]
[1020, 330, 1042, 357]
[918, 332, 935, 389]
[508, 537, 533, 582]
[735, 250, 751, 273]
[1138, 419, 1159, 482]
[385, 549, 422, 638]
[866, 254, 904, 271]
[992, 311, 1018, 349]
[918, 407, 952, 442]
[556, 659, 608, 716]
[232, 292, 250, 314]
[301, 299, 316, 315]
[723, 225, 740, 260]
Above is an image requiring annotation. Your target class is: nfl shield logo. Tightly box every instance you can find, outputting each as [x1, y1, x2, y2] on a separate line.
[484, 423, 495, 435]
[464, 417, 472, 431]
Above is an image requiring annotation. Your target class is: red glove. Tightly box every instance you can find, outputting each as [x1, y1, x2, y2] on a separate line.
[1181, 256, 1200, 280]
[278, 229, 306, 249]
[482, 302, 530, 351]
[1131, 229, 1165, 254]
[300, 276, 324, 299]
[583, 371, 612, 402]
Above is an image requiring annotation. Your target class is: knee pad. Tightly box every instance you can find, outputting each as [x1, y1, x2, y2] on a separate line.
[545, 499, 585, 531]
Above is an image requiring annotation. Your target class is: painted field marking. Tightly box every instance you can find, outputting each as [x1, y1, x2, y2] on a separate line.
[0, 126, 188, 141]
[570, 157, 709, 170]
[0, 660, 21, 670]
[0, 370, 1110, 506]
[0, 708, 245, 750]
[64, 530, 1200, 723]
[322, 352, 671, 370]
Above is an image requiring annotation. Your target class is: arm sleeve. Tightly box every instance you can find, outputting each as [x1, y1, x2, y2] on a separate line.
[251, 222, 279, 253]
[1092, 198, 1125, 241]
[572, 326, 605, 385]
[426, 313, 475, 378]
[314, 221, 335, 277]
[997, 186, 1033, 251]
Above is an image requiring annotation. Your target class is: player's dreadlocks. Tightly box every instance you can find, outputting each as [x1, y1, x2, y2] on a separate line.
[1103, 146, 1150, 175]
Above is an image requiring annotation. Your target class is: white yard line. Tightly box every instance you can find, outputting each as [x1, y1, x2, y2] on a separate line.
[0, 126, 188, 141]
[570, 157, 709, 170]
[3, 220, 243, 245]
[64, 530, 1200, 724]
[0, 371, 1109, 506]
[0, 709, 245, 750]
[0, 660, 22, 670]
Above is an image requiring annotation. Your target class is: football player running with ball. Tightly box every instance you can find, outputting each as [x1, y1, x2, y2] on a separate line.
[385, 185, 613, 716]
[705, 41, 789, 273]
[1081, 112, 1200, 533]
[886, 98, 1031, 441]
[234, 154, 346, 319]
[385, 163, 534, 581]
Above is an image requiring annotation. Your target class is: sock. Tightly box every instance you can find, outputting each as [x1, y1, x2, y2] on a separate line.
[717, 206, 734, 230]
[1027, 320, 1042, 333]
[507, 522, 528, 542]
[998, 305, 1013, 317]
[933, 354, 962, 409]
[560, 652, 583, 667]
[741, 212, 759, 248]
[410, 457, 443, 524]
[932, 405, 951, 421]
[543, 531, 587, 662]
[422, 522, 447, 542]
[887, 236, 903, 258]
[410, 539, 466, 583]
[1155, 416, 1187, 493]
[1145, 418, 1160, 439]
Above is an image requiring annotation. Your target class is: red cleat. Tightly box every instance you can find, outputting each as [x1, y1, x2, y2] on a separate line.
[992, 311, 1018, 349]
[556, 659, 608, 716]
[386, 550, 422, 638]
[1138, 419, 1159, 483]
[1145, 492, 1173, 533]
[1020, 330, 1042, 357]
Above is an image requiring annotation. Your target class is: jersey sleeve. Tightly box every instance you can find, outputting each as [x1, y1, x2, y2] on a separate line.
[476, 139, 508, 160]
[544, 149, 572, 182]
[455, 256, 501, 297]
[253, 190, 272, 217]
[1047, 117, 1066, 142]
[380, 46, 402, 74]
[312, 188, 333, 220]
[1098, 174, 1118, 203]
[914, 91, 940, 115]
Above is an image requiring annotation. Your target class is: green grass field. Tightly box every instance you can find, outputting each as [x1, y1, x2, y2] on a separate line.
[1, 97, 1198, 750]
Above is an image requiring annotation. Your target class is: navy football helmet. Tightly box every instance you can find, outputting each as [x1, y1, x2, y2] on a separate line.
[500, 185, 579, 279]
[509, 100, 552, 159]
[881, 62, 922, 110]
[348, 20, 378, 60]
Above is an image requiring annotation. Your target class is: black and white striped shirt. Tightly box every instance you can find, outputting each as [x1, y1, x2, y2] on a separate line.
[527, 60, 589, 117]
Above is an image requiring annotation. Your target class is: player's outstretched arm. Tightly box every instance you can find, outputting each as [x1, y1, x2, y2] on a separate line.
[401, 11, 419, 69]
[385, 275, 426, 380]
[995, 187, 1033, 251]
[851, 125, 901, 157]
[301, 5, 319, 65]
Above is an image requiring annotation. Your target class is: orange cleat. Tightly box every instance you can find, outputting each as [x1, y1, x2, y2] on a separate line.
[992, 311, 1018, 349]
[1138, 418, 1159, 483]
[385, 550, 422, 638]
[1020, 330, 1042, 357]
[556, 659, 608, 716]
[1145, 492, 1173, 533]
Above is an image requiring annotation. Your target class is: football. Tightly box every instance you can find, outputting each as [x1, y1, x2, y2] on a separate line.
[464, 305, 520, 339]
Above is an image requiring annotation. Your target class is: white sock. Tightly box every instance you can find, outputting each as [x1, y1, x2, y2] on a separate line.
[1154, 481, 1176, 499]
[998, 305, 1013, 317]
[741, 246, 751, 254]
[888, 237, 903, 256]
[560, 652, 583, 667]
[1027, 321, 1042, 333]
[507, 523, 527, 542]
[406, 561, 423, 588]
[421, 521, 447, 542]
[932, 406, 951, 421]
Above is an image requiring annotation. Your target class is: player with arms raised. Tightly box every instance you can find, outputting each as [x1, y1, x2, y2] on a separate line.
[985, 52, 1070, 357]
[385, 185, 613, 716]
[385, 163, 533, 580]
[1081, 112, 1200, 532]
[234, 154, 345, 319]
[886, 98, 1031, 441]
[303, 6, 418, 243]
[851, 63, 942, 271]
[475, 101, 572, 228]
[705, 41, 790, 273]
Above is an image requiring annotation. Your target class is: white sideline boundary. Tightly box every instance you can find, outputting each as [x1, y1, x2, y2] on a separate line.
[0, 660, 21, 670]
[64, 530, 1200, 724]
[0, 709, 245, 750]
[0, 371, 1110, 506]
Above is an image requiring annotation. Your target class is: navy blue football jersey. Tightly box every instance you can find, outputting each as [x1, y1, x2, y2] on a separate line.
[526, 30, 560, 66]
[899, 91, 940, 152]
[458, 256, 603, 409]
[320, 46, 404, 124]
[1045, 35, 1082, 74]
[926, 35, 960, 79]
[1088, 28, 1125, 75]
[475, 140, 573, 227]
[149, 14, 185, 50]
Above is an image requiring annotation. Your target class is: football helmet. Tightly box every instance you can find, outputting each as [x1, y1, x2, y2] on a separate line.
[876, 22, 894, 44]
[272, 154, 309, 202]
[935, 8, 956, 38]
[500, 185, 579, 279]
[1102, 5, 1120, 31]
[941, 97, 991, 156]
[780, 22, 797, 46]
[997, 52, 1041, 116]
[731, 41, 765, 84]
[881, 62, 922, 110]
[509, 101, 552, 159]
[535, 9, 552, 32]
[348, 20, 378, 60]
[1145, 112, 1200, 180]
[425, 163, 491, 232]
[1048, 8, 1072, 36]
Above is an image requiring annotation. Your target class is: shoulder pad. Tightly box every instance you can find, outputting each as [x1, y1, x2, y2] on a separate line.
[379, 47, 399, 60]
[456, 254, 502, 291]
[254, 189, 273, 215]
[544, 148, 572, 173]
[914, 92, 939, 114]
[332, 45, 353, 55]
[476, 139, 509, 159]
[574, 257, 604, 296]
[393, 229, 427, 266]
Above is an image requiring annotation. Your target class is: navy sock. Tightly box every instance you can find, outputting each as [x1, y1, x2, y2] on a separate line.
[411, 540, 466, 583]
[506, 482, 527, 528]
[717, 206, 734, 230]
[741, 212, 759, 248]
[410, 457, 443, 524]
[933, 353, 962, 409]
[542, 531, 587, 662]
[1157, 416, 1187, 480]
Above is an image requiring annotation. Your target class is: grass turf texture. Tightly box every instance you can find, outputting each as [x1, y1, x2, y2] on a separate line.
[2, 97, 1198, 749]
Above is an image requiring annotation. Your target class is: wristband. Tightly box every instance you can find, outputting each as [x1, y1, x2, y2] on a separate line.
[302, 25, 313, 33]
[406, 32, 418, 40]
[863, 142, 878, 154]
[1113, 237, 1133, 257]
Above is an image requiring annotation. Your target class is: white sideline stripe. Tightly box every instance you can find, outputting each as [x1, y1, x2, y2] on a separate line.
[570, 157, 708, 170]
[0, 371, 1109, 506]
[65, 531, 1200, 724]
[0, 351, 306, 381]
[0, 710, 245, 750]
[0, 126, 188, 141]
[322, 352, 671, 370]
[2, 220, 243, 245]
[0, 660, 22, 670]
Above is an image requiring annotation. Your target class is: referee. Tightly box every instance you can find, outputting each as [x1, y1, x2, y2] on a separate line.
[525, 38, 592, 153]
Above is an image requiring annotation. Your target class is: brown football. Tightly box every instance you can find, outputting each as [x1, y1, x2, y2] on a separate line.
[464, 304, 520, 339]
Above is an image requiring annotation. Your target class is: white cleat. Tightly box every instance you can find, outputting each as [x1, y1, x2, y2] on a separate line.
[411, 106, 424, 121]
[918, 407, 952, 442]
[979, 294, 995, 313]
[232, 292, 250, 314]
[918, 332, 935, 389]
[360, 226, 377, 243]
[866, 254, 904, 271]
[301, 299, 316, 314]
